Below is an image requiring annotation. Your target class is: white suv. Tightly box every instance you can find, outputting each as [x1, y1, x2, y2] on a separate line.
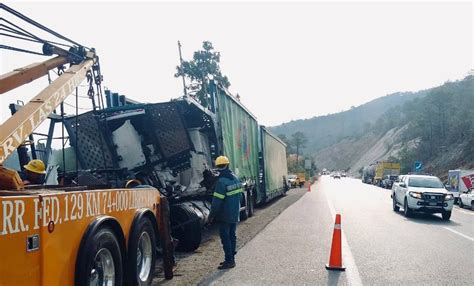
[459, 188, 474, 210]
[392, 175, 454, 220]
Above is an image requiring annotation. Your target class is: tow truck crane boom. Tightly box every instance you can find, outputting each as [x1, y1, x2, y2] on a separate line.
[0, 56, 69, 94]
[0, 56, 95, 164]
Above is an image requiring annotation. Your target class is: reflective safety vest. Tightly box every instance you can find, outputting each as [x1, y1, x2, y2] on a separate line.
[209, 174, 243, 223]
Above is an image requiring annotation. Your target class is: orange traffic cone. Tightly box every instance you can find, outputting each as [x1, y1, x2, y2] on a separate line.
[325, 214, 345, 271]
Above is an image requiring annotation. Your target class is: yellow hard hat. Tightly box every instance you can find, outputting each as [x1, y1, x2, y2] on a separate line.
[24, 159, 46, 175]
[215, 156, 230, 166]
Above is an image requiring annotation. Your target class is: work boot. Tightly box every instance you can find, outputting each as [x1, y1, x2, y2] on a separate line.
[218, 261, 235, 270]
[219, 251, 237, 265]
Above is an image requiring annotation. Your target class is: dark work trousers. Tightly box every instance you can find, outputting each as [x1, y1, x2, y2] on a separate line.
[219, 222, 237, 263]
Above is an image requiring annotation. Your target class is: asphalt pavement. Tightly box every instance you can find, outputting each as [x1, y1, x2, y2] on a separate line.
[201, 176, 474, 285]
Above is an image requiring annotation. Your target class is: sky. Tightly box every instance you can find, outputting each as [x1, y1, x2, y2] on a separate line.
[1, 1, 472, 129]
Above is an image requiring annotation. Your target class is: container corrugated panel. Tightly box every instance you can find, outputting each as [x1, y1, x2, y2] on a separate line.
[216, 90, 259, 189]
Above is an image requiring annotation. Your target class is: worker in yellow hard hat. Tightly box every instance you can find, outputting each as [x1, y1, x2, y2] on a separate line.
[208, 155, 243, 270]
[21, 159, 46, 185]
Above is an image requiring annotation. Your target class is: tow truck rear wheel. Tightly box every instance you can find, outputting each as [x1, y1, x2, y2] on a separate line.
[76, 227, 124, 286]
[128, 217, 156, 286]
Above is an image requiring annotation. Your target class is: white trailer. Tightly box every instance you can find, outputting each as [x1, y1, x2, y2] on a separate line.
[447, 169, 474, 203]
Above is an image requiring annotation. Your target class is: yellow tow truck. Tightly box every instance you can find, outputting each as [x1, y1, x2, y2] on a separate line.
[0, 4, 173, 285]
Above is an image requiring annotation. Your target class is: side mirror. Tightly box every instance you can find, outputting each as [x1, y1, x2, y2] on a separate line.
[399, 183, 407, 188]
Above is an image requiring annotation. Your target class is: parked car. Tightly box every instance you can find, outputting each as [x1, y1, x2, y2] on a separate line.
[391, 175, 454, 220]
[288, 174, 298, 188]
[459, 187, 474, 210]
[381, 175, 398, 189]
[341, 172, 347, 177]
[333, 172, 341, 179]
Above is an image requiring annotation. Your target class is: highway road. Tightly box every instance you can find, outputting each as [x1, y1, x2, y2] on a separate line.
[202, 175, 474, 285]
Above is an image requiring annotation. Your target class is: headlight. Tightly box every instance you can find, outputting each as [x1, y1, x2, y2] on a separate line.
[444, 194, 454, 200]
[409, 192, 423, 199]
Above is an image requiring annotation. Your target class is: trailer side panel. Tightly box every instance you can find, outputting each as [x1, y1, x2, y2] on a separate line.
[260, 126, 288, 203]
[216, 91, 260, 188]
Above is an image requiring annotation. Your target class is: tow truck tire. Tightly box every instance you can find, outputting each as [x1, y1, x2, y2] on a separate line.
[170, 205, 202, 252]
[471, 202, 474, 211]
[442, 210, 451, 221]
[392, 195, 399, 212]
[76, 227, 124, 286]
[128, 217, 156, 286]
[403, 198, 412, 217]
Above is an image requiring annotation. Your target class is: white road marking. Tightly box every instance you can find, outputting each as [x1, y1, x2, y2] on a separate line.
[454, 206, 474, 216]
[323, 188, 363, 286]
[443, 227, 474, 242]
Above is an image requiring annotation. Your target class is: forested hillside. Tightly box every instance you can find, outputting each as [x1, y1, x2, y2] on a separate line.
[272, 75, 474, 178]
[271, 90, 427, 154]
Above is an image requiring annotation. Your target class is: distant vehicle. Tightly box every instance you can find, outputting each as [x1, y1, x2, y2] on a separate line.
[363, 162, 400, 186]
[374, 162, 400, 186]
[458, 187, 474, 210]
[362, 165, 375, 183]
[341, 172, 347, 177]
[381, 175, 398, 189]
[392, 175, 454, 220]
[288, 174, 298, 188]
[333, 172, 341, 179]
[296, 172, 306, 187]
[447, 169, 474, 204]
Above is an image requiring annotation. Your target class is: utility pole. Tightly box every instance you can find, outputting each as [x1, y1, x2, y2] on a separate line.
[177, 41, 187, 96]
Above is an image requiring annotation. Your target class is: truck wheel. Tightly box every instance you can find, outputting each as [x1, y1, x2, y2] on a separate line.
[76, 227, 124, 286]
[403, 198, 412, 217]
[459, 199, 464, 208]
[128, 217, 156, 286]
[442, 210, 451, 221]
[240, 194, 249, 221]
[392, 195, 399, 212]
[247, 190, 254, 218]
[471, 202, 474, 211]
[170, 205, 202, 252]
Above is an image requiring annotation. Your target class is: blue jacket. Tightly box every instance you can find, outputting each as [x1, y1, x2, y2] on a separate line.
[209, 169, 242, 223]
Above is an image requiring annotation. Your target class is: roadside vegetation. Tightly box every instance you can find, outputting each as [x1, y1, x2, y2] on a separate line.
[273, 74, 474, 178]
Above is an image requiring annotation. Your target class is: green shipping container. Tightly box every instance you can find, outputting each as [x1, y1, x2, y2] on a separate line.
[216, 89, 260, 190]
[260, 126, 288, 203]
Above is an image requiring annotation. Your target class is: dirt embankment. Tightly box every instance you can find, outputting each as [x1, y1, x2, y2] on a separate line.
[152, 187, 308, 285]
